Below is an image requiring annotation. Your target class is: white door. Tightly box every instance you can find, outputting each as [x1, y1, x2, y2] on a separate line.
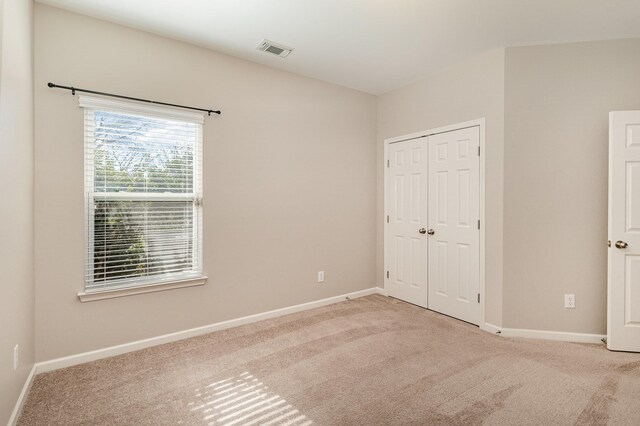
[427, 127, 481, 325]
[387, 138, 428, 307]
[608, 111, 640, 352]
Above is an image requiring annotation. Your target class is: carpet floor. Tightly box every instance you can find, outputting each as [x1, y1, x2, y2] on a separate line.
[18, 294, 640, 425]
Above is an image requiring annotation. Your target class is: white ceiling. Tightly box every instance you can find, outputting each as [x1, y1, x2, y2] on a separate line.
[37, 0, 640, 94]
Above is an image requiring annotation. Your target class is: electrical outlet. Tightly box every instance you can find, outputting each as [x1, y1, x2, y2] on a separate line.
[13, 344, 19, 371]
[564, 294, 576, 309]
[317, 271, 325, 283]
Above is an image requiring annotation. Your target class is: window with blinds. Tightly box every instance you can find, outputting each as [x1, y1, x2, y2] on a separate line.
[81, 95, 204, 293]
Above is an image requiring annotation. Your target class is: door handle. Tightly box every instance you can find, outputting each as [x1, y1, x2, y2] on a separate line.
[615, 240, 628, 249]
[427, 229, 435, 235]
[419, 228, 427, 234]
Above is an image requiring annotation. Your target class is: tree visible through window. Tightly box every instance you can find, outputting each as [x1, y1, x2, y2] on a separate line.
[82, 98, 203, 292]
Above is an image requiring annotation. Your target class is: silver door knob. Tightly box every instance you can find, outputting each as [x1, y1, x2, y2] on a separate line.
[427, 229, 435, 235]
[419, 228, 427, 234]
[615, 240, 628, 249]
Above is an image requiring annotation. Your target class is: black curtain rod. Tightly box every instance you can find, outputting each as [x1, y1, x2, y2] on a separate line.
[47, 82, 221, 116]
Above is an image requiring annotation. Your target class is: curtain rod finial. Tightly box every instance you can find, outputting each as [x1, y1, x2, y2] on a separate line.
[47, 82, 55, 88]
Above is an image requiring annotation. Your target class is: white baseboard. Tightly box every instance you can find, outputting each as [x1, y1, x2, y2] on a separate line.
[8, 364, 37, 426]
[500, 327, 606, 344]
[36, 287, 380, 374]
[375, 286, 387, 296]
[480, 322, 502, 334]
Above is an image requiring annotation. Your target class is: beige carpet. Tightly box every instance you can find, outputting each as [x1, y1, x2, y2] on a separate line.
[18, 295, 640, 425]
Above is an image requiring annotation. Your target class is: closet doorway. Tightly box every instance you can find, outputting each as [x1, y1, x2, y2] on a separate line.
[384, 120, 485, 326]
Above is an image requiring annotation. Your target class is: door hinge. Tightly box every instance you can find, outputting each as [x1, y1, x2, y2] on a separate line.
[478, 146, 481, 156]
[477, 220, 480, 230]
[477, 293, 480, 303]
[386, 271, 390, 279]
[386, 215, 389, 223]
[387, 159, 390, 167]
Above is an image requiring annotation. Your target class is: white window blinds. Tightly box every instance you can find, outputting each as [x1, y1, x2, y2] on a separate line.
[81, 95, 204, 293]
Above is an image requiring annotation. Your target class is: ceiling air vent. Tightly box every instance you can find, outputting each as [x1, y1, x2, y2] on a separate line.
[257, 39, 294, 58]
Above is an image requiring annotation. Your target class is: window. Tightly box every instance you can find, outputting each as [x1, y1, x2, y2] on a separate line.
[80, 95, 204, 298]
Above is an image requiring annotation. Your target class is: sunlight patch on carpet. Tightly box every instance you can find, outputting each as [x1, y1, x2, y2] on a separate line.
[187, 372, 312, 426]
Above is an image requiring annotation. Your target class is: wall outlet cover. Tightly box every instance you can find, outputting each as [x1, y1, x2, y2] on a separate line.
[13, 344, 19, 371]
[564, 294, 576, 309]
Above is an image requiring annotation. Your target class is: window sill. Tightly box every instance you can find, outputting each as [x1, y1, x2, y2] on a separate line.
[77, 276, 207, 302]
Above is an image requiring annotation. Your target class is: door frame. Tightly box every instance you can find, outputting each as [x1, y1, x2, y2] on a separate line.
[383, 118, 487, 328]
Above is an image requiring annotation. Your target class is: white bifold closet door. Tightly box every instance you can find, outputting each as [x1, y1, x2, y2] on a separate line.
[426, 127, 480, 325]
[387, 138, 428, 308]
[386, 126, 480, 325]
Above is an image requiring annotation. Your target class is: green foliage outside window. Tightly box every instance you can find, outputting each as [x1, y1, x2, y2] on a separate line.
[91, 111, 196, 285]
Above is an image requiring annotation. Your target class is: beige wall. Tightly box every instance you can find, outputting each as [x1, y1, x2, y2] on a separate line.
[30, 4, 640, 367]
[377, 49, 505, 327]
[34, 5, 377, 361]
[0, 0, 34, 422]
[503, 38, 640, 334]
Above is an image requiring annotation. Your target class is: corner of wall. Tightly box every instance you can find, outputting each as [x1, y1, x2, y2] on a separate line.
[0, 0, 36, 423]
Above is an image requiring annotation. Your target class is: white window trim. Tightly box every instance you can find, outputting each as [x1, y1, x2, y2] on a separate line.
[78, 275, 208, 302]
[79, 95, 206, 301]
[78, 95, 205, 123]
